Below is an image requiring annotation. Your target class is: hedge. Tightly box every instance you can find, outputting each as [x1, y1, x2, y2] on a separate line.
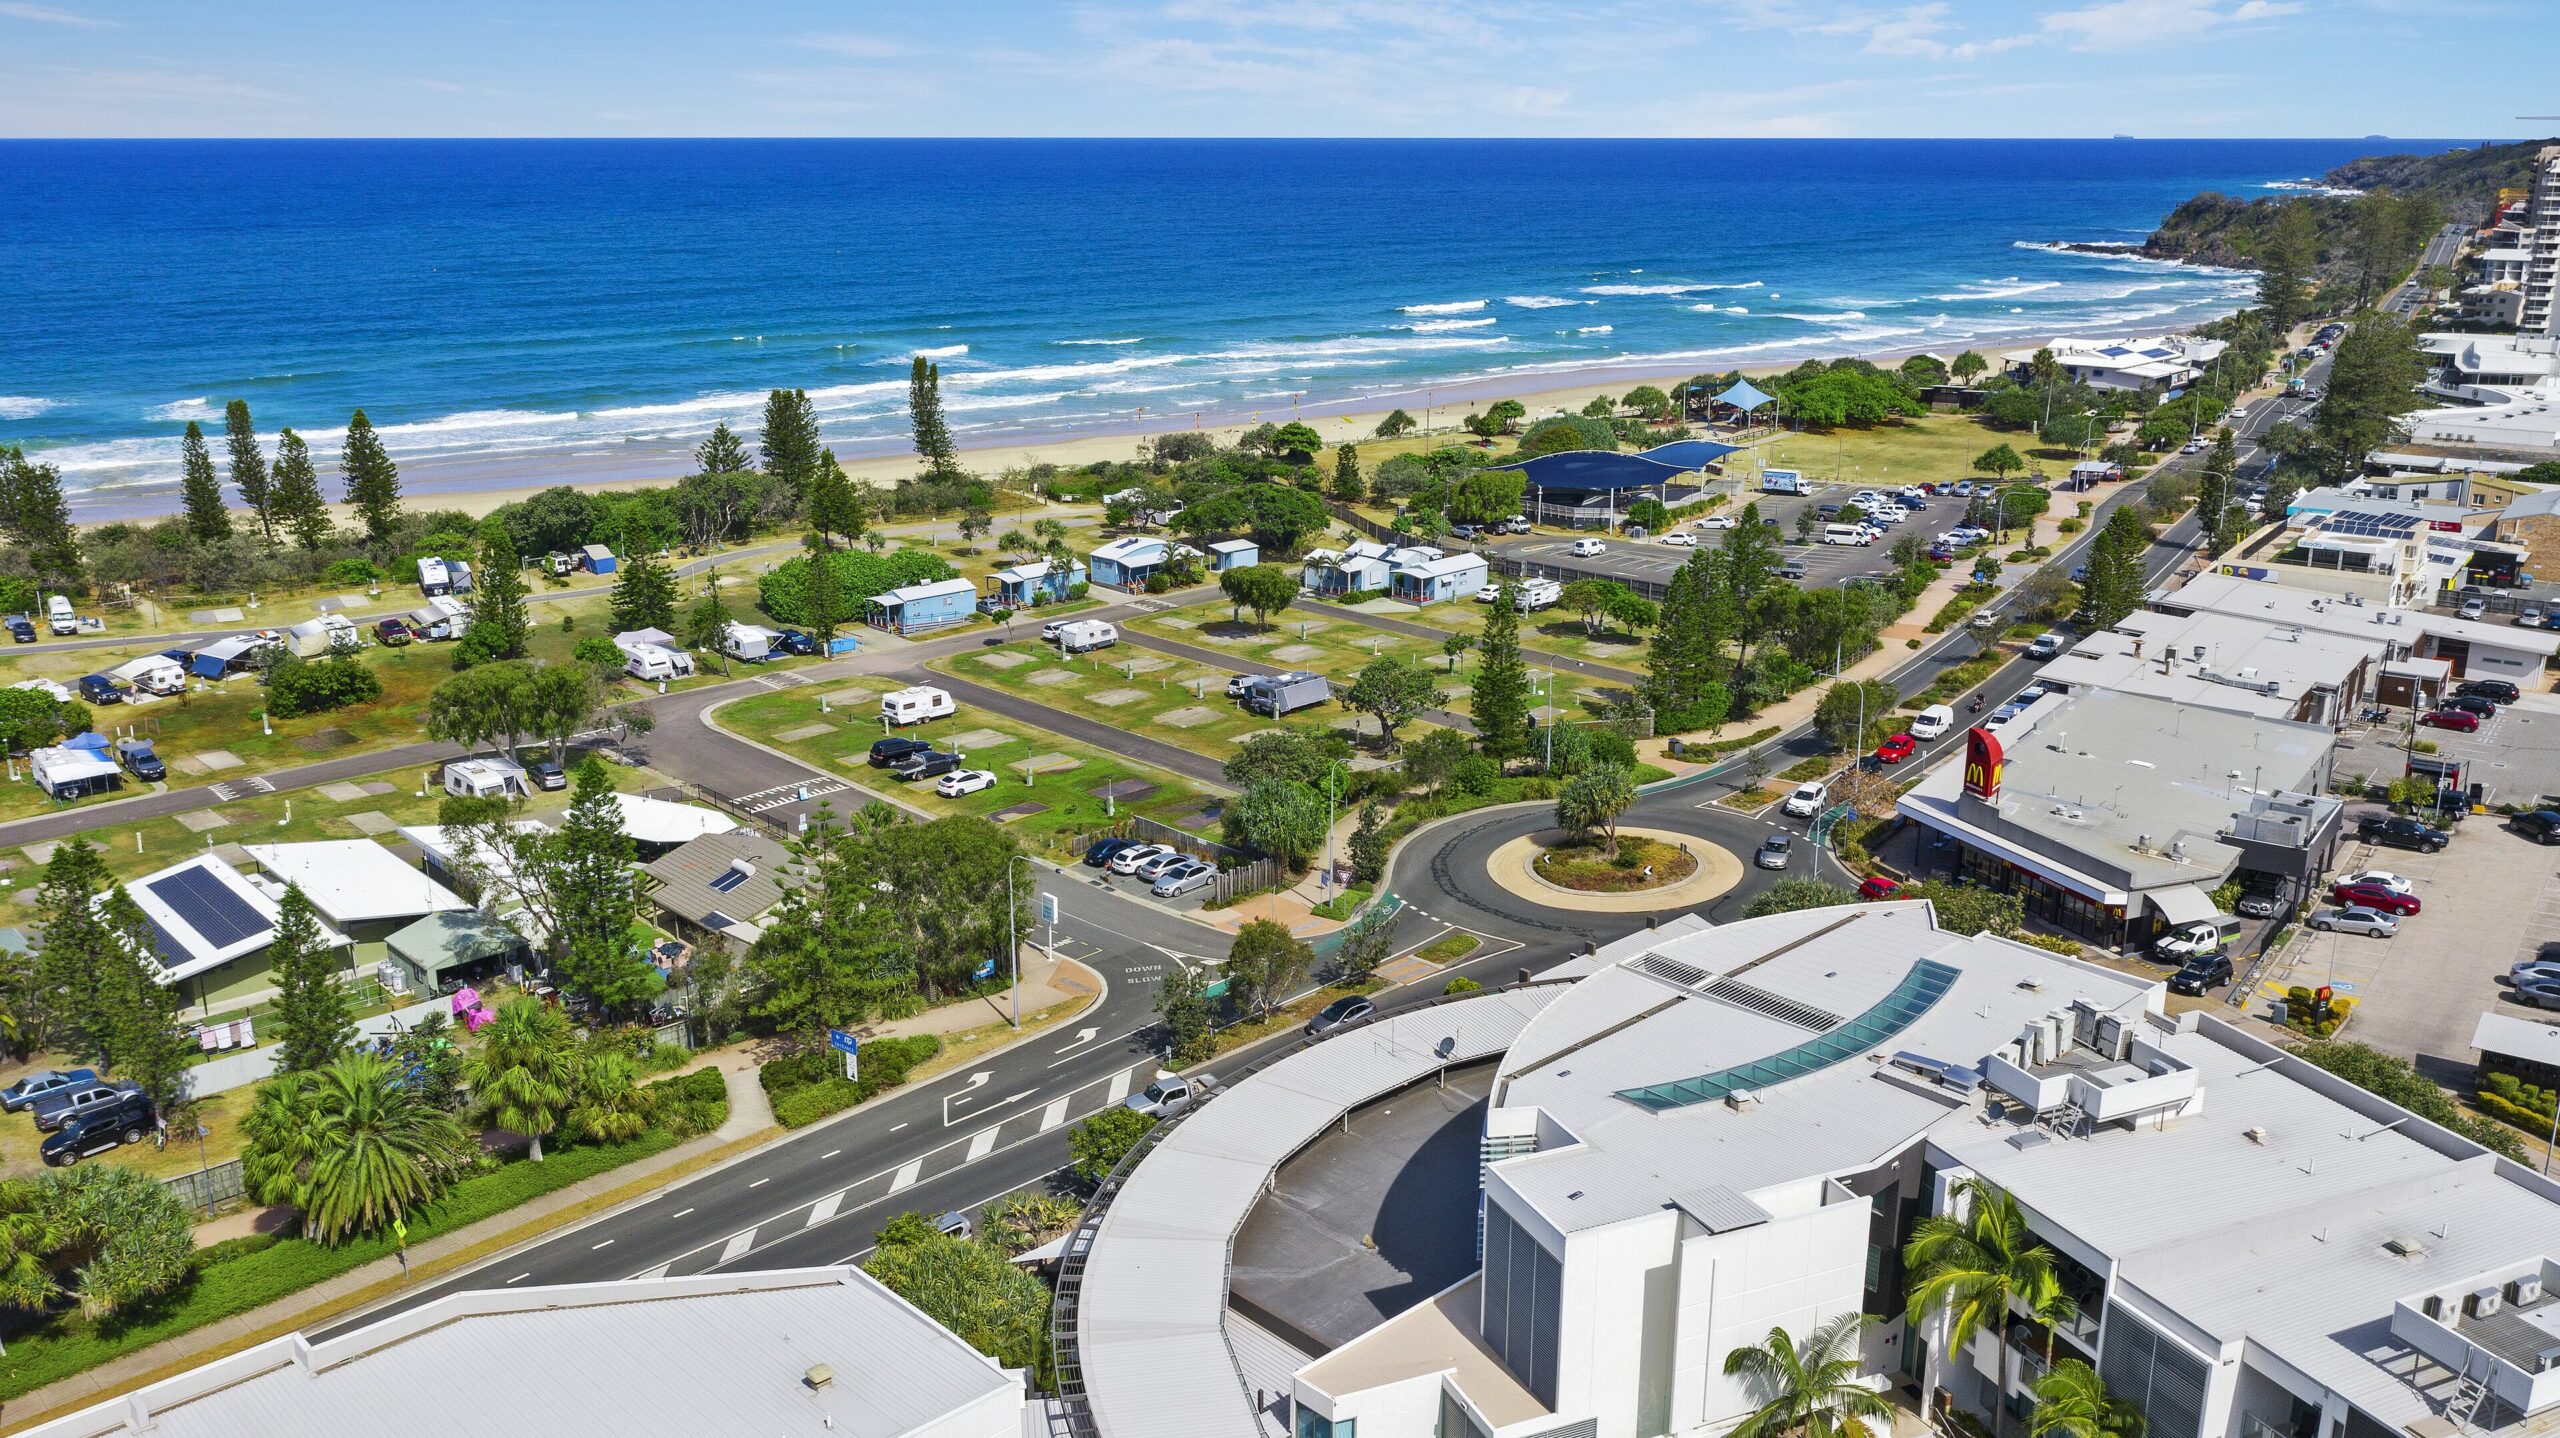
[757, 548, 957, 626]
[2480, 1072, 2558, 1133]
[765, 1034, 944, 1129]
[0, 1130, 679, 1401]
[645, 1067, 731, 1138]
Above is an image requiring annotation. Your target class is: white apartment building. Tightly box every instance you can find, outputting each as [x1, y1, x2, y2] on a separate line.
[1276, 906, 2560, 1438]
[2421, 334, 2560, 403]
[2522, 145, 2560, 336]
[2000, 335, 2230, 392]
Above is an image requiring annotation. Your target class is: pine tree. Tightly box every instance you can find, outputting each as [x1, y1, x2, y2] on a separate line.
[908, 358, 962, 482]
[271, 427, 332, 551]
[1330, 444, 1364, 503]
[2313, 315, 2427, 483]
[340, 409, 404, 553]
[2257, 204, 2318, 333]
[609, 553, 678, 633]
[0, 449, 82, 590]
[224, 399, 274, 542]
[28, 839, 112, 1056]
[178, 422, 232, 543]
[696, 422, 752, 475]
[96, 886, 192, 1109]
[267, 883, 354, 1073]
[683, 568, 736, 675]
[806, 449, 860, 547]
[803, 533, 845, 647]
[2198, 428, 2239, 555]
[545, 762, 652, 1009]
[1347, 799, 1388, 884]
[1472, 582, 1533, 762]
[758, 389, 821, 501]
[472, 517, 532, 660]
[2084, 506, 2150, 630]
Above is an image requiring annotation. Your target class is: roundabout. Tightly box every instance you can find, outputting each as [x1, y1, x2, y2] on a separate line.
[1487, 825, 1744, 913]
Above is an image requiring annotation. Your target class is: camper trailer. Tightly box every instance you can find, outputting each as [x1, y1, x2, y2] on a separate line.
[622, 644, 692, 682]
[418, 556, 453, 597]
[1242, 671, 1331, 718]
[881, 685, 956, 726]
[1053, 619, 1119, 654]
[721, 622, 778, 663]
[443, 757, 529, 800]
[406, 604, 467, 642]
[109, 653, 187, 697]
[285, 615, 360, 658]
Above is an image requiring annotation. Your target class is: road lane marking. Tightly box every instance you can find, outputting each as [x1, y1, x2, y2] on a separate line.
[671, 1208, 692, 1219]
[890, 1159, 922, 1192]
[807, 1191, 844, 1227]
[506, 1272, 531, 1284]
[749, 1177, 769, 1188]
[890, 1122, 908, 1132]
[720, 1230, 756, 1263]
[1040, 1095, 1070, 1130]
[967, 1127, 997, 1161]
[591, 1238, 614, 1250]
[822, 1149, 840, 1159]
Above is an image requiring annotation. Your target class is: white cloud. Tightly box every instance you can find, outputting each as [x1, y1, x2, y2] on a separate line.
[1858, 4, 2035, 60]
[0, 3, 114, 27]
[2038, 0, 2302, 50]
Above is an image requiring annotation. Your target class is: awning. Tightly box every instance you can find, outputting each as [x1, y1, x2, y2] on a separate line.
[2149, 883, 2219, 926]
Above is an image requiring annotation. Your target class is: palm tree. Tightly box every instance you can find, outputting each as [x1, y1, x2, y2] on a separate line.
[1906, 1177, 2073, 1438]
[464, 998, 578, 1161]
[241, 1071, 326, 1211]
[1724, 1312, 1894, 1438]
[300, 1053, 473, 1244]
[2029, 1360, 2143, 1438]
[0, 1176, 60, 1349]
[567, 1050, 654, 1144]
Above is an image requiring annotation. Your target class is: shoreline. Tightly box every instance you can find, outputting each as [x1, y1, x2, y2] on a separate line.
[60, 313, 2235, 528]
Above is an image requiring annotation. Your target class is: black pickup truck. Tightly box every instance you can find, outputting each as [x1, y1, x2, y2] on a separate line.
[2358, 814, 2449, 853]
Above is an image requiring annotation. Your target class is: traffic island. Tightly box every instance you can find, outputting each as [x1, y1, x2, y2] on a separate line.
[1486, 825, 1744, 913]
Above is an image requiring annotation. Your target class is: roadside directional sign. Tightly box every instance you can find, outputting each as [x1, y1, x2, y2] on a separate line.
[828, 1028, 859, 1082]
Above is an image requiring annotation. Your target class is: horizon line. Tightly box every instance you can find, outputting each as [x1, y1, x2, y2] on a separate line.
[0, 133, 2528, 144]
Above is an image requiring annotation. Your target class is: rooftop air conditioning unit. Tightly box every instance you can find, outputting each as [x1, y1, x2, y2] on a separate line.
[1725, 1089, 1759, 1111]
[2424, 1294, 2446, 1319]
[2470, 1286, 2505, 1319]
[2515, 1274, 2546, 1306]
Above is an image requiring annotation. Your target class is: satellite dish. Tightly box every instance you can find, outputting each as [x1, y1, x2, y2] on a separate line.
[1436, 1036, 1457, 1059]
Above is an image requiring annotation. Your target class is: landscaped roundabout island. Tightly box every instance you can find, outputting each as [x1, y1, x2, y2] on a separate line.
[1485, 824, 1745, 913]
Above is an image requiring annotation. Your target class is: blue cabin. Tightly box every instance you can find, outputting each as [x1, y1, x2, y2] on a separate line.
[1389, 552, 1490, 605]
[578, 544, 618, 574]
[1206, 539, 1259, 573]
[865, 577, 979, 635]
[1090, 535, 1171, 591]
[1302, 542, 1392, 597]
[986, 557, 1087, 610]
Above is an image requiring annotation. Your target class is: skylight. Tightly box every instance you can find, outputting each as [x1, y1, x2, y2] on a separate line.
[1615, 959, 1961, 1111]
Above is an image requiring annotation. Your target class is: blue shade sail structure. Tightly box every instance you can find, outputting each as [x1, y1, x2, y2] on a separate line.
[1614, 958, 1962, 1111]
[1715, 379, 1776, 411]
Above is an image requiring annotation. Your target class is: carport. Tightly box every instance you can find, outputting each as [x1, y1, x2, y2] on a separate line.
[384, 909, 531, 996]
[1492, 441, 1736, 530]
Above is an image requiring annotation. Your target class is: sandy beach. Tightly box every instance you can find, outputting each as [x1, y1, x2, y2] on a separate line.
[61, 327, 2150, 528]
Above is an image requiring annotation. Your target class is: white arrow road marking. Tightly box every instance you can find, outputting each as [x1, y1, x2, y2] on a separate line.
[943, 1070, 998, 1125]
[806, 1191, 844, 1228]
[1055, 1027, 1100, 1054]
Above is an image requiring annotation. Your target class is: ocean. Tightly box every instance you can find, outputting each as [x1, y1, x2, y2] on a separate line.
[0, 138, 2460, 513]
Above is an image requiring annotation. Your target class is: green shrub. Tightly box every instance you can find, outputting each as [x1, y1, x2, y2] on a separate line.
[191, 1233, 282, 1270]
[265, 654, 383, 718]
[768, 1035, 942, 1127]
[774, 1078, 862, 1128]
[1070, 1107, 1157, 1184]
[1442, 975, 1483, 995]
[322, 557, 382, 586]
[643, 1067, 730, 1138]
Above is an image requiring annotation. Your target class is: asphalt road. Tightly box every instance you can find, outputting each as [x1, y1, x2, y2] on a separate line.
[2386, 224, 2467, 319]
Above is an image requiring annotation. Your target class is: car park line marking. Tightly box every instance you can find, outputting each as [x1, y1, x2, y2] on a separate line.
[1107, 1069, 1135, 1103]
[720, 1230, 756, 1262]
[806, 1192, 844, 1227]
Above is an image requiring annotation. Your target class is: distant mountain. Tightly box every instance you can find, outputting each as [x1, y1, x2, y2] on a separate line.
[2134, 138, 2552, 280]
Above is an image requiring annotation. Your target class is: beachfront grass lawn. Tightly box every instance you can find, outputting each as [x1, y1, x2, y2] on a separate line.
[715, 689, 1211, 858]
[1761, 413, 2041, 492]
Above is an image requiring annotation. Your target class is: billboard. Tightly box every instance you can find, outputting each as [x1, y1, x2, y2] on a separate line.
[1962, 726, 2005, 802]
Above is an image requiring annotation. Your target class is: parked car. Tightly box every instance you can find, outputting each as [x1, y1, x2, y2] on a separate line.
[1039, 619, 1070, 643]
[1123, 1071, 1218, 1118]
[1, 615, 31, 644]
[1084, 837, 1141, 869]
[2167, 955, 2234, 996]
[1782, 781, 1828, 819]
[2510, 810, 2560, 846]
[1151, 860, 1217, 898]
[40, 1092, 157, 1167]
[1569, 538, 1605, 558]
[1857, 875, 1902, 901]
[76, 673, 124, 706]
[1, 1067, 96, 1113]
[31, 1080, 142, 1133]
[2518, 608, 2546, 629]
[1305, 995, 1377, 1036]
[1108, 843, 1171, 876]
[1695, 514, 1736, 530]
[2309, 906, 2399, 938]
[773, 628, 820, 657]
[868, 736, 932, 769]
[2459, 598, 2489, 621]
[2457, 679, 2522, 704]
[2444, 693, 2500, 719]
[2509, 960, 2560, 986]
[1874, 733, 1918, 764]
[1133, 849, 1188, 882]
[1449, 523, 1481, 541]
[373, 617, 414, 646]
[1778, 561, 1807, 580]
[2420, 707, 2480, 733]
[2358, 815, 2448, 853]
[1474, 584, 1504, 603]
[1659, 531, 1696, 547]
[2235, 891, 2284, 919]
[935, 768, 997, 798]
[2331, 882, 2420, 916]
[2515, 978, 2560, 1010]
[1755, 834, 1792, 870]
[1225, 673, 1264, 699]
[932, 1210, 974, 1240]
[890, 750, 961, 781]
[519, 759, 566, 791]
[114, 737, 165, 781]
[2333, 870, 2413, 896]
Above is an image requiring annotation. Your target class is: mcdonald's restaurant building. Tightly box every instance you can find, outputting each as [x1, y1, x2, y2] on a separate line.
[1894, 687, 2344, 950]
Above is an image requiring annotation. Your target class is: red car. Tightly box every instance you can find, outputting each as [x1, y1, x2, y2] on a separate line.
[2331, 882, 2421, 916]
[2419, 707, 2480, 733]
[372, 617, 413, 646]
[1857, 875, 1903, 901]
[1875, 733, 1918, 764]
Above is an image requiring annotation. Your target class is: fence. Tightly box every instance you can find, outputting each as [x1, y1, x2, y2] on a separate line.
[162, 1156, 245, 1216]
[1483, 551, 1675, 604]
[1062, 816, 1281, 904]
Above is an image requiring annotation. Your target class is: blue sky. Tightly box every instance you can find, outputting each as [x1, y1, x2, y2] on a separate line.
[0, 0, 2545, 138]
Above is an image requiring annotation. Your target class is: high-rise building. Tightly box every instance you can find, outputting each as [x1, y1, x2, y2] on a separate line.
[2520, 145, 2560, 335]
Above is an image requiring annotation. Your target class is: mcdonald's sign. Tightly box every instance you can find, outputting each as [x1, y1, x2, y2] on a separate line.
[1962, 726, 2004, 801]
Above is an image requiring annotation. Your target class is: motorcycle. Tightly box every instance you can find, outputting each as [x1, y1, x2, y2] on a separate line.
[1968, 694, 1985, 714]
[2359, 706, 2392, 725]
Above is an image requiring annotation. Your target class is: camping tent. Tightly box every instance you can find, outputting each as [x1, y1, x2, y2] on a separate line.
[286, 615, 358, 658]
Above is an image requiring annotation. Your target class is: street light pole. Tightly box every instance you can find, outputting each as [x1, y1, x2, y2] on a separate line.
[1005, 854, 1033, 1029]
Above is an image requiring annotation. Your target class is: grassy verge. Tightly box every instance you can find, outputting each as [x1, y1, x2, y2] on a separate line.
[1310, 887, 1370, 921]
[1417, 933, 1480, 965]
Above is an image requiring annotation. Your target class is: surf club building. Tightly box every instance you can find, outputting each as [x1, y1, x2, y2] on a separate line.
[1894, 688, 2341, 949]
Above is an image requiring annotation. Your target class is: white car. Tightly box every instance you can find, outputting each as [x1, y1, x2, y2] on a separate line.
[1781, 781, 1828, 818]
[1108, 843, 1171, 876]
[935, 769, 997, 798]
[1570, 538, 1606, 558]
[2460, 598, 2488, 621]
[2333, 869, 2413, 896]
[2310, 906, 2399, 938]
[2510, 960, 2560, 985]
[1475, 584, 1504, 603]
[1151, 860, 1217, 898]
[1659, 531, 1696, 547]
[1695, 514, 1736, 530]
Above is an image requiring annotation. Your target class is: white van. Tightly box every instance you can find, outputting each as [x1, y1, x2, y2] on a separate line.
[622, 643, 693, 682]
[1054, 619, 1119, 654]
[1908, 703, 1957, 741]
[44, 595, 76, 636]
[881, 685, 956, 726]
[1822, 524, 1873, 546]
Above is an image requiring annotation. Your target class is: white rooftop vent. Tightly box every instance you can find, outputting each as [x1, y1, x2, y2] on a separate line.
[2385, 1235, 2427, 1257]
[2245, 1125, 2268, 1144]
[1725, 1089, 1759, 1111]
[804, 1363, 835, 1391]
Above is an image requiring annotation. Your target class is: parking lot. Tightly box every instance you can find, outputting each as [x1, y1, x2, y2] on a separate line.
[2331, 692, 2560, 812]
[2258, 805, 2560, 1082]
[1074, 840, 1224, 914]
[1484, 480, 1974, 595]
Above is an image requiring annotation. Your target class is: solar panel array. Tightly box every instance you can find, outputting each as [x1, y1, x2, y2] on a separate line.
[708, 867, 751, 893]
[2317, 511, 2423, 539]
[146, 864, 268, 951]
[1615, 958, 1961, 1111]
